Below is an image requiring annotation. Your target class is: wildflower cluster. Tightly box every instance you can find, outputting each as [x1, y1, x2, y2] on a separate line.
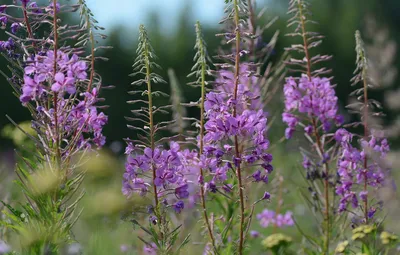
[202, 86, 273, 190]
[283, 1, 394, 254]
[283, 75, 343, 139]
[257, 209, 294, 228]
[334, 129, 389, 216]
[22, 49, 107, 148]
[123, 142, 197, 213]
[215, 63, 262, 110]
[0, 0, 108, 252]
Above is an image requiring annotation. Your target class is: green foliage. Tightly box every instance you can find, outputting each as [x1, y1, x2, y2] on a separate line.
[1, 161, 84, 254]
[168, 68, 187, 134]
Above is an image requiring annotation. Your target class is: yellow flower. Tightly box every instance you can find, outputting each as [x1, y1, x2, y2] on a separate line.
[262, 233, 292, 250]
[335, 240, 349, 253]
[352, 232, 366, 241]
[380, 231, 399, 245]
[363, 225, 375, 234]
[352, 225, 376, 240]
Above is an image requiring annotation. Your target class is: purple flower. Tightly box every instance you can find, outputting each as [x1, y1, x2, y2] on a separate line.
[0, 240, 10, 254]
[252, 170, 268, 183]
[10, 23, 20, 34]
[20, 74, 45, 103]
[20, 0, 30, 5]
[143, 243, 157, 255]
[222, 184, 233, 193]
[257, 209, 294, 228]
[51, 72, 76, 94]
[124, 142, 135, 155]
[257, 209, 275, 227]
[262, 192, 271, 200]
[250, 230, 260, 238]
[45, 2, 60, 14]
[202, 81, 273, 194]
[68, 54, 88, 79]
[303, 156, 311, 169]
[359, 191, 368, 202]
[205, 181, 218, 193]
[28, 2, 41, 14]
[149, 215, 157, 225]
[275, 211, 294, 227]
[368, 207, 377, 219]
[282, 75, 341, 138]
[304, 125, 313, 135]
[335, 128, 353, 144]
[0, 5, 7, 13]
[120, 245, 129, 253]
[215, 63, 262, 110]
[175, 183, 189, 199]
[252, 170, 262, 181]
[0, 16, 7, 27]
[173, 200, 185, 213]
[123, 142, 197, 213]
[335, 133, 389, 217]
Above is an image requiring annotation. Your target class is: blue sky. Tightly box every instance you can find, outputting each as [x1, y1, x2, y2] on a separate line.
[88, 0, 226, 31]
[87, 0, 275, 32]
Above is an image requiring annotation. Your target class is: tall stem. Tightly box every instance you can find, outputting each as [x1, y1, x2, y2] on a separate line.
[298, 0, 330, 253]
[52, 0, 61, 170]
[362, 76, 369, 224]
[233, 1, 245, 254]
[21, 3, 34, 46]
[198, 30, 218, 252]
[144, 44, 159, 221]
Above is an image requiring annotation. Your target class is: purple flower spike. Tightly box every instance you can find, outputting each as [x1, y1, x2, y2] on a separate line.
[282, 75, 341, 139]
[335, 133, 390, 217]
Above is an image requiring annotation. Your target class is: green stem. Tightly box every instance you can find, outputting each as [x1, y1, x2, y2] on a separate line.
[144, 43, 160, 222]
[197, 22, 218, 254]
[362, 72, 369, 224]
[233, 1, 245, 254]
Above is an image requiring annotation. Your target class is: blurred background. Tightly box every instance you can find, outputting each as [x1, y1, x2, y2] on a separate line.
[1, 0, 400, 254]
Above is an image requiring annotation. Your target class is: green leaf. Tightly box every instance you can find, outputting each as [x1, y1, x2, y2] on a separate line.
[361, 243, 372, 255]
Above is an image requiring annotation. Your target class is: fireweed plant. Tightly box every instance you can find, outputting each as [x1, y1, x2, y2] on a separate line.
[283, 0, 397, 254]
[192, 0, 288, 254]
[0, 0, 398, 255]
[284, 0, 341, 252]
[0, 0, 108, 253]
[123, 25, 193, 254]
